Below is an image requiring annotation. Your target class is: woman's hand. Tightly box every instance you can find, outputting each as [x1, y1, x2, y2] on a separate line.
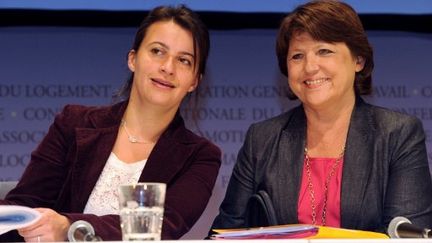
[17, 208, 70, 242]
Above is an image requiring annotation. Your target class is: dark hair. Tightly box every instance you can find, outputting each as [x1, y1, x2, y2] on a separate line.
[276, 0, 374, 99]
[115, 5, 210, 100]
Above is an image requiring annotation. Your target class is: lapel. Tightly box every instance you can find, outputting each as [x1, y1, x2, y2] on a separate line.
[278, 107, 307, 223]
[70, 103, 193, 211]
[71, 102, 125, 211]
[138, 114, 195, 183]
[341, 98, 375, 228]
[277, 99, 376, 225]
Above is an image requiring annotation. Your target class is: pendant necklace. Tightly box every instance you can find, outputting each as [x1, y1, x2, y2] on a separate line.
[120, 119, 154, 144]
[304, 146, 345, 226]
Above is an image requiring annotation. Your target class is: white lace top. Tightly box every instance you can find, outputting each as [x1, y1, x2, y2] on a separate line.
[83, 152, 147, 215]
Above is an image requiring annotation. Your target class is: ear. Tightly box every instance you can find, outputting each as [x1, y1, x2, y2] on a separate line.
[355, 56, 365, 72]
[127, 50, 136, 72]
[187, 76, 200, 92]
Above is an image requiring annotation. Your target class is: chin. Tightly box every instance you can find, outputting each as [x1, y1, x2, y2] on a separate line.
[150, 97, 180, 108]
[303, 97, 330, 108]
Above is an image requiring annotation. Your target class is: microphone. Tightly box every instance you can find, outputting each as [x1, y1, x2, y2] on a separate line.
[67, 220, 102, 241]
[387, 216, 431, 238]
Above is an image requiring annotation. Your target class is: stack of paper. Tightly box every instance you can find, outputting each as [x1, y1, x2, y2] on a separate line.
[0, 205, 41, 235]
[211, 225, 318, 239]
[211, 224, 389, 240]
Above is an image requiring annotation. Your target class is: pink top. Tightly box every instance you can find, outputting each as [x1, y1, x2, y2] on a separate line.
[297, 157, 344, 227]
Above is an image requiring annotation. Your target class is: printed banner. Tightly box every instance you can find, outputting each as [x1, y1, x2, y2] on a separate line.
[0, 27, 431, 239]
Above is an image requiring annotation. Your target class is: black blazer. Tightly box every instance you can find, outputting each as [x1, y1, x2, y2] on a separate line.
[211, 97, 432, 233]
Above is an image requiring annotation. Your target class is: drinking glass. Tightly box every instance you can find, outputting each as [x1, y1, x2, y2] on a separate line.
[118, 183, 166, 241]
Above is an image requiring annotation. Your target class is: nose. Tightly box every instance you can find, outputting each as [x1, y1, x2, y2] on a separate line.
[160, 56, 175, 75]
[304, 54, 319, 74]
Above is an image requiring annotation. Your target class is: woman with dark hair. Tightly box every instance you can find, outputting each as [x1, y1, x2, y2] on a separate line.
[0, 5, 221, 242]
[211, 0, 432, 234]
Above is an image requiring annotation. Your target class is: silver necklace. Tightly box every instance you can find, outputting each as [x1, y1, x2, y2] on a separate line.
[120, 119, 154, 144]
[304, 146, 345, 226]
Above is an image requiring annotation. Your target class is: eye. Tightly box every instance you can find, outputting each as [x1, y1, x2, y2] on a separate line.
[178, 56, 193, 66]
[290, 53, 303, 60]
[150, 47, 164, 56]
[317, 49, 334, 55]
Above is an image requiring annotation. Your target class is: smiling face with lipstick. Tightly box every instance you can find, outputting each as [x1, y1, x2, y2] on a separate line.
[286, 31, 364, 112]
[211, 0, 431, 235]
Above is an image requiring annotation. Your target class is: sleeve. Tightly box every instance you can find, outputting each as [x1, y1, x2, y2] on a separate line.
[1, 105, 222, 241]
[0, 105, 124, 241]
[68, 140, 222, 241]
[210, 124, 257, 231]
[384, 116, 432, 228]
[2, 105, 77, 207]
[67, 140, 222, 241]
[0, 105, 80, 241]
[160, 141, 221, 239]
[62, 213, 122, 241]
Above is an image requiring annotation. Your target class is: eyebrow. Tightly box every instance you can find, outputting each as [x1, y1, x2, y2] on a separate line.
[150, 41, 195, 58]
[289, 43, 332, 52]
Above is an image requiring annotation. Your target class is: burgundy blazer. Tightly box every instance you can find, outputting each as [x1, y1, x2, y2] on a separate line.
[0, 101, 221, 241]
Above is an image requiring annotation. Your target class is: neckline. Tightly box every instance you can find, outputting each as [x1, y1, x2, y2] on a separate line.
[110, 152, 147, 165]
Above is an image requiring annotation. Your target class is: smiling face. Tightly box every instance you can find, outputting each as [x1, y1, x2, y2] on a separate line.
[127, 20, 198, 111]
[287, 32, 364, 110]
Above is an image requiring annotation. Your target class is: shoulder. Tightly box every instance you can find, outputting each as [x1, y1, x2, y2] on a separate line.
[57, 104, 100, 121]
[166, 115, 222, 157]
[184, 128, 221, 155]
[54, 102, 123, 128]
[235, 106, 305, 154]
[361, 102, 424, 133]
[247, 105, 304, 136]
[353, 101, 426, 150]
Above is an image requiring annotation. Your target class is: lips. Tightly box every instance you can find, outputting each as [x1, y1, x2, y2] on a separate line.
[151, 78, 175, 88]
[303, 78, 329, 88]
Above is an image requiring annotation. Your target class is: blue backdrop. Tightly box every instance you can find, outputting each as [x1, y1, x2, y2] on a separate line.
[1, 0, 432, 13]
[1, 26, 431, 238]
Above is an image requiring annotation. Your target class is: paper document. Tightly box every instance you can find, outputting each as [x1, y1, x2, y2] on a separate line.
[211, 224, 389, 239]
[211, 225, 318, 239]
[0, 205, 41, 235]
